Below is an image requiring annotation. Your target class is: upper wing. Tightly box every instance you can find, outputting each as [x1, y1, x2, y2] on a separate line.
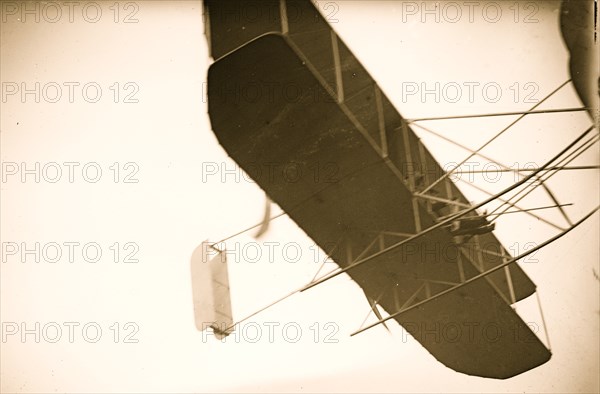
[204, 0, 551, 378]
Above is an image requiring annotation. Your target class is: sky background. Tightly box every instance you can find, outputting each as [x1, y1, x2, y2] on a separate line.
[1, 1, 598, 393]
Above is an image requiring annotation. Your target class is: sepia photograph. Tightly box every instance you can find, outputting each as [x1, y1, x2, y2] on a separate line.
[1, 1, 599, 392]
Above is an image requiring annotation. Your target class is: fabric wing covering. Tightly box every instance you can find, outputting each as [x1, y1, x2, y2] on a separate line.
[203, 0, 552, 378]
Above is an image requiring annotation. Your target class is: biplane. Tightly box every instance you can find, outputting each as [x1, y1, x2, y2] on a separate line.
[191, 0, 599, 380]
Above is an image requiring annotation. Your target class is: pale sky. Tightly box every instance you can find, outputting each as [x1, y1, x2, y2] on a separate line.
[1, 1, 598, 393]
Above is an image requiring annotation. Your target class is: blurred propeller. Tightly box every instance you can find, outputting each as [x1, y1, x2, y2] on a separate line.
[254, 194, 272, 238]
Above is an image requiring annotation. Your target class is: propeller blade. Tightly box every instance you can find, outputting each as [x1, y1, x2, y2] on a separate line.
[254, 195, 271, 238]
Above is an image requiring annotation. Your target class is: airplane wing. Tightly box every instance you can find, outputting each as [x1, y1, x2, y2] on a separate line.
[560, 0, 599, 125]
[203, 0, 551, 378]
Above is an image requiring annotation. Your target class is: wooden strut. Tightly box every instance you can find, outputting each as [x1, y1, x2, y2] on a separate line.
[536, 290, 552, 351]
[413, 193, 470, 208]
[351, 206, 599, 336]
[453, 165, 599, 174]
[410, 121, 577, 229]
[412, 83, 581, 227]
[487, 134, 599, 221]
[212, 124, 594, 335]
[310, 235, 345, 283]
[457, 177, 566, 231]
[405, 107, 587, 123]
[302, 126, 594, 292]
[419, 79, 574, 196]
[358, 289, 390, 332]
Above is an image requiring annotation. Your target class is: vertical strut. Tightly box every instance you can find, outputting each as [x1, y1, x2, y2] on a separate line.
[536, 290, 552, 351]
[331, 31, 344, 103]
[502, 248, 517, 305]
[402, 121, 422, 232]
